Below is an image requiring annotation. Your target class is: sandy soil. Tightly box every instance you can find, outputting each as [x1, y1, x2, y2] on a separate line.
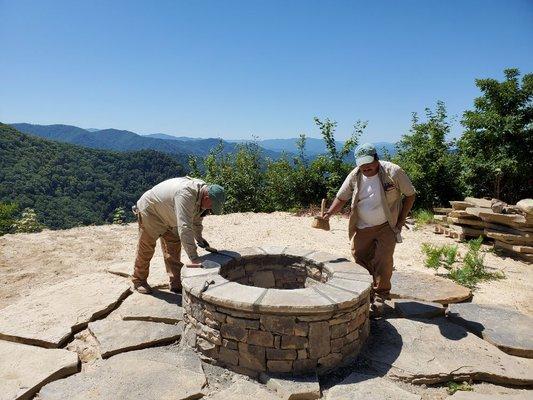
[1, 212, 531, 314]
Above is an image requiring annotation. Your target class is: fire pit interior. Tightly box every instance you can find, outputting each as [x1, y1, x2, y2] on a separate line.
[181, 246, 372, 377]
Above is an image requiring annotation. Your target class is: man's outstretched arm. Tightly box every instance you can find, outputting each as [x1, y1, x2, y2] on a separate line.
[323, 197, 348, 220]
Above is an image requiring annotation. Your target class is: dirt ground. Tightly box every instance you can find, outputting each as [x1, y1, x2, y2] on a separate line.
[1, 211, 531, 313]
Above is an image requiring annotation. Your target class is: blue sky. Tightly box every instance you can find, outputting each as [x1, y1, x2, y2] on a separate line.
[1, 1, 532, 142]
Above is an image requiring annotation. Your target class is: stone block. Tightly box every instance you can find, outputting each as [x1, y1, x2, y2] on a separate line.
[297, 349, 308, 359]
[227, 315, 260, 330]
[252, 270, 276, 288]
[330, 323, 348, 339]
[248, 330, 274, 347]
[308, 322, 330, 359]
[331, 337, 344, 353]
[261, 315, 296, 335]
[294, 322, 309, 336]
[222, 338, 239, 350]
[293, 359, 317, 374]
[220, 323, 248, 342]
[196, 322, 222, 345]
[281, 335, 308, 349]
[238, 343, 266, 371]
[197, 337, 218, 359]
[219, 347, 239, 366]
[267, 360, 294, 373]
[259, 372, 321, 400]
[266, 348, 297, 360]
[318, 352, 343, 370]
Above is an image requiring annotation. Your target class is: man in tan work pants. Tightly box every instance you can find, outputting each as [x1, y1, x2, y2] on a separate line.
[323, 143, 416, 316]
[131, 177, 225, 294]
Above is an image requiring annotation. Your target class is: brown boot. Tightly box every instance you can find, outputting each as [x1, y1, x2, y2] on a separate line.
[169, 283, 182, 294]
[133, 281, 152, 294]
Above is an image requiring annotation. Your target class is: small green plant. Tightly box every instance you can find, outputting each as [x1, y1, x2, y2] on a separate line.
[412, 209, 434, 228]
[0, 202, 19, 235]
[421, 243, 458, 269]
[12, 208, 44, 233]
[447, 381, 473, 395]
[112, 207, 126, 225]
[422, 236, 505, 289]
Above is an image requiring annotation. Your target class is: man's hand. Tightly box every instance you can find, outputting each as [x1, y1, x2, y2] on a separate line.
[322, 211, 331, 221]
[186, 258, 203, 268]
[196, 238, 210, 249]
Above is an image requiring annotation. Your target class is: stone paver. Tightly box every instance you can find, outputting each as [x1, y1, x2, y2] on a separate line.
[394, 299, 445, 319]
[88, 319, 183, 358]
[325, 372, 421, 400]
[0, 273, 130, 348]
[390, 271, 472, 304]
[105, 260, 169, 287]
[447, 393, 532, 400]
[362, 318, 533, 385]
[447, 303, 533, 358]
[38, 346, 206, 400]
[114, 289, 183, 324]
[210, 377, 274, 400]
[0, 341, 78, 400]
[259, 372, 321, 399]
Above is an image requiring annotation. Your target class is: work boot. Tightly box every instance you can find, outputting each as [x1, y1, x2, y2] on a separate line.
[169, 283, 182, 294]
[370, 295, 386, 319]
[133, 281, 152, 294]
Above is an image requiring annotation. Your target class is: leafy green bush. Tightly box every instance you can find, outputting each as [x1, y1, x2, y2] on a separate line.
[447, 381, 473, 395]
[0, 202, 18, 235]
[421, 243, 458, 269]
[12, 208, 44, 233]
[112, 207, 126, 225]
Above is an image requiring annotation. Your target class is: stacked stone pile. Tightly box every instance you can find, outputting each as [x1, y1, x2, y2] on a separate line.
[434, 197, 533, 262]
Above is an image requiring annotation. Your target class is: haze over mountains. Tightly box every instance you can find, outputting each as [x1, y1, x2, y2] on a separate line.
[11, 123, 396, 159]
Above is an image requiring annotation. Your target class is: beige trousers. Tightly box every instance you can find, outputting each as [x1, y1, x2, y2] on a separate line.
[132, 214, 183, 288]
[351, 222, 396, 299]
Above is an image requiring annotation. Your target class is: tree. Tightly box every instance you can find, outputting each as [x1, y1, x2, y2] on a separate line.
[458, 68, 533, 203]
[393, 101, 460, 209]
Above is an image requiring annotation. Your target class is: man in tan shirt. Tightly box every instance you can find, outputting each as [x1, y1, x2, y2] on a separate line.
[131, 177, 225, 294]
[324, 143, 416, 315]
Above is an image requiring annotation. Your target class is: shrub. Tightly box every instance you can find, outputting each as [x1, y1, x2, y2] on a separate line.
[0, 202, 19, 235]
[412, 209, 434, 228]
[12, 208, 44, 233]
[112, 207, 126, 225]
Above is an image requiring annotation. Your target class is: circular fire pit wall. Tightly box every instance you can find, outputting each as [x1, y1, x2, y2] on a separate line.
[181, 247, 371, 376]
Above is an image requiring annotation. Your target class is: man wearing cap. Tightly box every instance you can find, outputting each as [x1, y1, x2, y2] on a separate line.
[323, 143, 416, 315]
[131, 177, 225, 294]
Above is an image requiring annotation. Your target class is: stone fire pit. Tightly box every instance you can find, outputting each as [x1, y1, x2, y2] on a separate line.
[181, 246, 372, 377]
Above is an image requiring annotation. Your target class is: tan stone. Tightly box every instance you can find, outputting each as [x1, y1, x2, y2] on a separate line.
[0, 341, 79, 400]
[331, 323, 349, 339]
[252, 270, 276, 288]
[196, 321, 222, 345]
[325, 373, 420, 400]
[88, 319, 183, 358]
[219, 347, 239, 366]
[227, 315, 260, 329]
[281, 335, 308, 349]
[297, 349, 308, 359]
[116, 289, 183, 324]
[308, 322, 330, 359]
[238, 343, 266, 371]
[197, 337, 218, 358]
[220, 323, 248, 342]
[266, 348, 297, 360]
[318, 352, 342, 369]
[294, 322, 309, 336]
[267, 360, 294, 373]
[210, 377, 273, 400]
[222, 338, 239, 350]
[261, 315, 296, 335]
[248, 330, 274, 347]
[259, 372, 321, 400]
[0, 273, 130, 348]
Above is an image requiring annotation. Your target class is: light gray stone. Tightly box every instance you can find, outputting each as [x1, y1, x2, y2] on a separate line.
[105, 260, 169, 287]
[38, 346, 206, 400]
[390, 271, 472, 304]
[0, 273, 130, 348]
[0, 341, 79, 400]
[325, 373, 420, 400]
[394, 299, 445, 318]
[114, 289, 183, 324]
[363, 318, 533, 385]
[259, 373, 320, 400]
[210, 377, 273, 400]
[88, 319, 182, 358]
[447, 303, 533, 358]
[447, 392, 532, 400]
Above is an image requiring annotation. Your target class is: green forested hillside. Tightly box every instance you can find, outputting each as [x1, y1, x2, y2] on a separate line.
[0, 123, 185, 229]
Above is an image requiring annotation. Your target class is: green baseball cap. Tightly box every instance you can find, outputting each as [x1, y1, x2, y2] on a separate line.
[354, 143, 377, 167]
[207, 184, 226, 215]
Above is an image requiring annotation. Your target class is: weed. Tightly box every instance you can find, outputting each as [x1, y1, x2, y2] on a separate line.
[447, 381, 473, 395]
[421, 243, 458, 270]
[412, 209, 434, 229]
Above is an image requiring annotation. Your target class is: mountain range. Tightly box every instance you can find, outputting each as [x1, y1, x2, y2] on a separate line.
[10, 123, 396, 160]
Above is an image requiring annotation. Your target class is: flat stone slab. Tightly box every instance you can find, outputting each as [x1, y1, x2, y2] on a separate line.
[0, 341, 78, 400]
[394, 299, 445, 319]
[259, 372, 321, 399]
[390, 271, 472, 304]
[38, 346, 206, 400]
[447, 393, 532, 400]
[88, 319, 183, 358]
[105, 260, 169, 288]
[447, 303, 533, 358]
[362, 318, 533, 385]
[0, 273, 131, 348]
[210, 377, 274, 400]
[114, 289, 183, 324]
[325, 372, 421, 400]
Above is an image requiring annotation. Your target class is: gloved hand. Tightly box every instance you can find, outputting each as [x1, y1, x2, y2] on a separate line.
[196, 238, 210, 249]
